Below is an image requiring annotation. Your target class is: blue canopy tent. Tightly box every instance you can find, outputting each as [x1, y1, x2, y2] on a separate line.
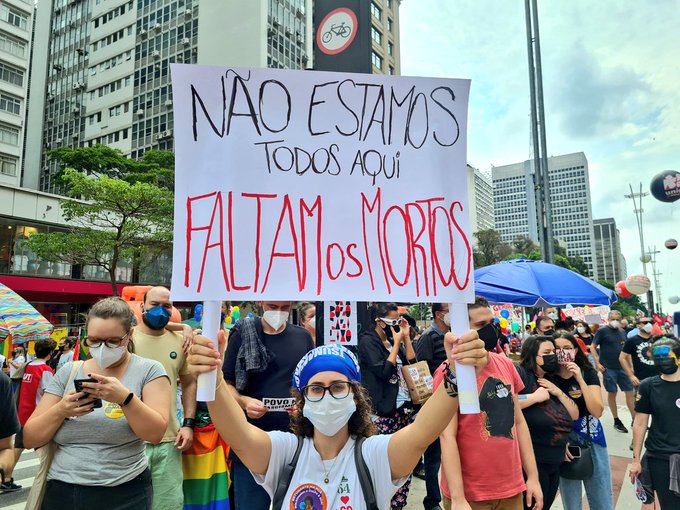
[474, 259, 617, 307]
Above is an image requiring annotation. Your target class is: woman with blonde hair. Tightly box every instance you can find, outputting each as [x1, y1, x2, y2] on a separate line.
[23, 297, 171, 509]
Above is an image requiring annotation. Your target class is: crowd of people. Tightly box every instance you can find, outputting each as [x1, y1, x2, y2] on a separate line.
[1, 290, 679, 510]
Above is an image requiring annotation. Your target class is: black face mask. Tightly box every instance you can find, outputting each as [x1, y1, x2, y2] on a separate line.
[655, 358, 679, 375]
[478, 322, 501, 351]
[542, 329, 555, 336]
[540, 354, 559, 373]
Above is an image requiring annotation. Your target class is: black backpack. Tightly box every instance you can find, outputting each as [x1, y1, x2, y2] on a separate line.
[272, 436, 378, 510]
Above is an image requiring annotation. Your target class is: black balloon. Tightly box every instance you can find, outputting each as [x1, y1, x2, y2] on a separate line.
[650, 170, 680, 203]
[665, 239, 678, 250]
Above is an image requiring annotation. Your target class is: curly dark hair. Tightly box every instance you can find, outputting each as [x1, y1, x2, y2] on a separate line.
[289, 382, 377, 438]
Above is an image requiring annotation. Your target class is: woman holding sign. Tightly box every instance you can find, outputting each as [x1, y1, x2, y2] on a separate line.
[186, 326, 487, 510]
[358, 302, 418, 508]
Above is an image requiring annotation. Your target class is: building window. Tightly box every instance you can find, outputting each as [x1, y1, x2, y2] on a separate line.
[388, 41, 394, 56]
[0, 62, 22, 87]
[388, 65, 394, 75]
[372, 51, 383, 70]
[0, 32, 25, 57]
[371, 26, 382, 45]
[387, 0, 393, 8]
[0, 123, 18, 145]
[0, 5, 28, 30]
[0, 153, 16, 176]
[388, 17, 393, 32]
[371, 2, 381, 20]
[0, 93, 20, 115]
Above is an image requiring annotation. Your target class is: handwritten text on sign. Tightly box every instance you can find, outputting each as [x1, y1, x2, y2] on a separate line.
[170, 66, 473, 302]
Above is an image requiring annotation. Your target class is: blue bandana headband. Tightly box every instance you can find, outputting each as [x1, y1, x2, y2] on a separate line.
[292, 345, 361, 390]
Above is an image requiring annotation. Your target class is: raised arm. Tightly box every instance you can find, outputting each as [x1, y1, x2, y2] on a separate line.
[388, 330, 485, 479]
[189, 332, 272, 475]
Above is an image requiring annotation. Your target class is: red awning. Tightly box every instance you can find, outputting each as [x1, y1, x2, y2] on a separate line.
[0, 275, 127, 303]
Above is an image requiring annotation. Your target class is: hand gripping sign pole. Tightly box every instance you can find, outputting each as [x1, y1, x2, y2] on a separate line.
[196, 300, 222, 402]
[450, 303, 480, 414]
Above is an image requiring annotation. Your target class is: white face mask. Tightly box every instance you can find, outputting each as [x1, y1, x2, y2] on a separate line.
[576, 326, 586, 334]
[307, 316, 316, 329]
[262, 310, 289, 331]
[89, 343, 126, 369]
[609, 320, 621, 329]
[441, 312, 451, 327]
[641, 323, 653, 334]
[303, 394, 357, 437]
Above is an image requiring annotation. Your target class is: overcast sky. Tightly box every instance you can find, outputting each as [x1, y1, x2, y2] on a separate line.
[399, 0, 680, 315]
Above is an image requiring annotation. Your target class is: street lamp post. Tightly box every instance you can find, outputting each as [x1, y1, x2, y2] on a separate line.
[624, 183, 655, 313]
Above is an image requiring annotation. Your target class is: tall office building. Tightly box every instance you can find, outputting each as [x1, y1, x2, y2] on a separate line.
[369, 0, 400, 75]
[492, 152, 598, 276]
[467, 164, 494, 233]
[0, 0, 32, 189]
[24, 0, 314, 193]
[593, 218, 626, 283]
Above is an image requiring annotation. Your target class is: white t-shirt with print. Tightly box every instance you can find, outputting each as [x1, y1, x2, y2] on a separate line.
[254, 431, 406, 510]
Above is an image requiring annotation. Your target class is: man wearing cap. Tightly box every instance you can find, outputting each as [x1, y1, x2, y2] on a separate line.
[222, 301, 314, 510]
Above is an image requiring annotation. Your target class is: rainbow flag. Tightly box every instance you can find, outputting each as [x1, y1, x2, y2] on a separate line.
[182, 424, 230, 510]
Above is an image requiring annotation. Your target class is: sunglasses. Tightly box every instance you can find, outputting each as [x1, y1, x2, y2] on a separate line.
[651, 345, 673, 357]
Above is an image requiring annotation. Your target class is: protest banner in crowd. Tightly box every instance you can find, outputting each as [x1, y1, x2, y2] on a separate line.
[170, 65, 473, 304]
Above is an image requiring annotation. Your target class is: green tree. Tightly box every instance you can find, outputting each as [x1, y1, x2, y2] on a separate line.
[512, 235, 537, 255]
[473, 229, 513, 267]
[49, 145, 175, 190]
[27, 169, 174, 295]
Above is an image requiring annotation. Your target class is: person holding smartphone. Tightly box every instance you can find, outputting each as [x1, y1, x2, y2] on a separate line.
[630, 338, 680, 509]
[551, 331, 611, 510]
[358, 302, 418, 510]
[516, 336, 579, 509]
[23, 297, 171, 510]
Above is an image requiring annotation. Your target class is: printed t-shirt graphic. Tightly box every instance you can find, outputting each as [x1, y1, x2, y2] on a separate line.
[255, 432, 406, 510]
[433, 353, 526, 502]
[479, 377, 514, 439]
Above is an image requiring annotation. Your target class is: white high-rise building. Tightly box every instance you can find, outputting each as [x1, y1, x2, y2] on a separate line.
[24, 0, 314, 193]
[0, 0, 32, 188]
[467, 164, 494, 233]
[492, 152, 598, 276]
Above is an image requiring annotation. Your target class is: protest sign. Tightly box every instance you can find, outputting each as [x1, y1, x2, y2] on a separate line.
[170, 65, 473, 304]
[563, 305, 610, 325]
[324, 300, 358, 346]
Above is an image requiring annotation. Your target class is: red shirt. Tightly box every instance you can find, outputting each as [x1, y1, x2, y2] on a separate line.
[434, 353, 526, 502]
[18, 362, 54, 426]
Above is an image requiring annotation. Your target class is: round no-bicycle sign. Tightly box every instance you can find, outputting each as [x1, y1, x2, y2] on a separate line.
[316, 7, 358, 55]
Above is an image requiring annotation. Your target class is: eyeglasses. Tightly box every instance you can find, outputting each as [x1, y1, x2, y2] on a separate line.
[302, 381, 353, 402]
[85, 334, 129, 349]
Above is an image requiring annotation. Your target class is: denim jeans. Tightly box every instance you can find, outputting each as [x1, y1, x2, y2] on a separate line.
[231, 460, 271, 510]
[41, 468, 152, 510]
[423, 437, 442, 509]
[559, 438, 613, 510]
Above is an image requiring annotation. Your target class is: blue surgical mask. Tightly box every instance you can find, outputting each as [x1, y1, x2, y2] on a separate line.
[143, 305, 171, 330]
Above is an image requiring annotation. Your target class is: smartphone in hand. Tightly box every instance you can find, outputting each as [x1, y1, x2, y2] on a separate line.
[74, 378, 103, 408]
[567, 445, 581, 458]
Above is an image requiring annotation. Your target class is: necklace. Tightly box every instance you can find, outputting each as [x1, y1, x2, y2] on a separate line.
[321, 456, 339, 484]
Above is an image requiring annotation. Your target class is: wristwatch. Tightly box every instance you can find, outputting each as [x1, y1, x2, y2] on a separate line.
[182, 418, 196, 429]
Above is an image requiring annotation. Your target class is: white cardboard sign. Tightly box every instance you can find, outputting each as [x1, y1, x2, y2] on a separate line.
[170, 65, 473, 303]
[324, 300, 358, 346]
